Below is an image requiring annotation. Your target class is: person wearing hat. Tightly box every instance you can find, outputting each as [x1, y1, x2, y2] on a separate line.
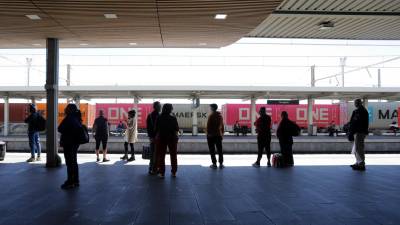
[24, 104, 42, 162]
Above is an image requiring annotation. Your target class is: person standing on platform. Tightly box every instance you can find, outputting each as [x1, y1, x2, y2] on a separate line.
[206, 103, 225, 169]
[348, 99, 369, 171]
[233, 121, 241, 137]
[121, 110, 138, 162]
[58, 104, 82, 189]
[24, 104, 42, 162]
[252, 107, 272, 167]
[277, 111, 300, 167]
[146, 101, 161, 175]
[155, 104, 179, 178]
[93, 110, 110, 162]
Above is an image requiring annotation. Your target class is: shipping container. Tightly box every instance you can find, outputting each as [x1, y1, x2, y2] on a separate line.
[36, 103, 96, 128]
[222, 104, 340, 131]
[0, 103, 29, 123]
[346, 102, 399, 129]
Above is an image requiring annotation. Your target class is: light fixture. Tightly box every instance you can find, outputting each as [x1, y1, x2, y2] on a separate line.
[128, 42, 137, 46]
[26, 14, 41, 20]
[214, 14, 227, 20]
[319, 21, 334, 30]
[104, 13, 118, 19]
[79, 43, 89, 46]
[198, 43, 207, 46]
[32, 43, 41, 46]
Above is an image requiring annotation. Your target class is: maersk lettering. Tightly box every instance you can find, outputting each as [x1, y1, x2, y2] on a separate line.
[378, 109, 397, 120]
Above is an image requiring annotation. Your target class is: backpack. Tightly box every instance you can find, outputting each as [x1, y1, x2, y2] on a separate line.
[78, 124, 90, 144]
[272, 153, 284, 168]
[36, 115, 46, 132]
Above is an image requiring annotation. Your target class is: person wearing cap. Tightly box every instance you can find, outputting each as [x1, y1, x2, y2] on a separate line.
[24, 104, 42, 162]
[206, 103, 225, 169]
[252, 107, 272, 167]
[348, 99, 369, 171]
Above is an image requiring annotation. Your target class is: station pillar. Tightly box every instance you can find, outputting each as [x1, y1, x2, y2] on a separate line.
[192, 97, 200, 136]
[250, 96, 256, 135]
[3, 96, 9, 136]
[307, 96, 314, 136]
[363, 97, 368, 109]
[133, 95, 139, 124]
[45, 38, 61, 168]
[30, 97, 36, 105]
[73, 95, 81, 109]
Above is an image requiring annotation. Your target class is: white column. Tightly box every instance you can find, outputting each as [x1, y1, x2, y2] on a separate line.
[192, 97, 199, 136]
[3, 96, 9, 136]
[250, 96, 256, 135]
[133, 95, 139, 125]
[73, 95, 80, 109]
[310, 65, 315, 87]
[363, 97, 368, 109]
[307, 96, 314, 136]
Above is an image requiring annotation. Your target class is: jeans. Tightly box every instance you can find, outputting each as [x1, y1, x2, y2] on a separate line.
[63, 144, 80, 184]
[149, 139, 157, 172]
[156, 138, 178, 175]
[28, 132, 41, 158]
[257, 134, 271, 163]
[207, 136, 223, 164]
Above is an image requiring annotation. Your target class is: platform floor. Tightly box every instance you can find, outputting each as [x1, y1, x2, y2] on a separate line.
[1, 154, 400, 225]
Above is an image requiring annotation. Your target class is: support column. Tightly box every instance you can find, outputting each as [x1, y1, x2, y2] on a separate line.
[307, 96, 314, 136]
[3, 96, 9, 136]
[30, 97, 36, 104]
[363, 97, 368, 109]
[133, 95, 139, 125]
[73, 95, 80, 109]
[250, 96, 256, 135]
[45, 38, 60, 168]
[192, 97, 200, 136]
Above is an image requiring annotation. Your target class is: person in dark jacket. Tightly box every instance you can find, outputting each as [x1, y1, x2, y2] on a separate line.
[348, 99, 369, 171]
[206, 103, 225, 169]
[58, 104, 82, 189]
[24, 104, 42, 162]
[93, 110, 109, 162]
[146, 101, 161, 175]
[277, 111, 300, 167]
[252, 107, 272, 167]
[155, 103, 179, 178]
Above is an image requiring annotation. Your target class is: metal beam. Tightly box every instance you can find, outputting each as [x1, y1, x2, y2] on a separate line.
[273, 10, 400, 17]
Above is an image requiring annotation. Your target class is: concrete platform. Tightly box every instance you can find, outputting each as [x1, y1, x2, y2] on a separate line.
[1, 134, 400, 153]
[1, 153, 400, 225]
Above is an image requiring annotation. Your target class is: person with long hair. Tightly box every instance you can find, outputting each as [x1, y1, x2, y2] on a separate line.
[155, 103, 179, 178]
[121, 110, 137, 162]
[58, 104, 82, 189]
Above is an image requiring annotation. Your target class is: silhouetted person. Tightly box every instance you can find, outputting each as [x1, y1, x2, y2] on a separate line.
[58, 104, 82, 189]
[116, 120, 126, 135]
[253, 107, 272, 167]
[155, 103, 179, 178]
[146, 101, 161, 175]
[348, 99, 369, 171]
[93, 110, 109, 162]
[277, 111, 300, 167]
[206, 103, 225, 169]
[233, 121, 240, 136]
[24, 104, 42, 162]
[328, 120, 337, 137]
[121, 110, 137, 162]
[389, 121, 398, 136]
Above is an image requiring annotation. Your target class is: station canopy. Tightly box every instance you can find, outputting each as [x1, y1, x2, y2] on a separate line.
[1, 85, 400, 100]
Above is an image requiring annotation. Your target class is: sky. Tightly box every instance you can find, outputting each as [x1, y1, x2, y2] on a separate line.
[0, 38, 400, 104]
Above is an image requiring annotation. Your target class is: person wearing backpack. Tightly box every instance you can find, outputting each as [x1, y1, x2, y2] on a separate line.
[24, 104, 43, 162]
[276, 111, 300, 167]
[58, 104, 83, 190]
[252, 107, 272, 167]
[93, 110, 110, 162]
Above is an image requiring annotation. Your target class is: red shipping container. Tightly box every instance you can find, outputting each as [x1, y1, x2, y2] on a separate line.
[96, 104, 153, 128]
[0, 103, 29, 123]
[222, 104, 340, 130]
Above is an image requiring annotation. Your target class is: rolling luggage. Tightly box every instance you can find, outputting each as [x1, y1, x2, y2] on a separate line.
[142, 145, 152, 160]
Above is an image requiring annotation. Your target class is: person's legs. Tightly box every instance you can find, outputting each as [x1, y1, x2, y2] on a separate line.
[121, 142, 129, 160]
[207, 137, 217, 166]
[287, 143, 294, 166]
[149, 140, 157, 173]
[168, 139, 178, 175]
[63, 147, 73, 184]
[215, 136, 223, 166]
[95, 137, 101, 161]
[354, 133, 366, 165]
[28, 132, 35, 160]
[71, 145, 79, 184]
[156, 140, 167, 176]
[256, 136, 264, 163]
[34, 132, 41, 159]
[266, 134, 272, 164]
[102, 137, 109, 161]
[127, 143, 135, 161]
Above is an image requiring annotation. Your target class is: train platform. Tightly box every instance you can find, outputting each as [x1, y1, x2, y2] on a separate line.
[1, 134, 400, 154]
[1, 153, 400, 225]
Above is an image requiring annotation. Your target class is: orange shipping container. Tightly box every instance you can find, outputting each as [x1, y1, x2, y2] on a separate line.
[36, 103, 95, 128]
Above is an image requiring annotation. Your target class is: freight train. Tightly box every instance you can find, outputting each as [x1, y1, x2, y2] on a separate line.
[0, 102, 399, 134]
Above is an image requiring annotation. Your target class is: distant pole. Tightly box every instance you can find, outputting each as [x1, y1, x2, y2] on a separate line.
[26, 58, 32, 86]
[66, 64, 71, 86]
[310, 65, 315, 87]
[377, 68, 381, 88]
[340, 57, 346, 87]
[250, 96, 256, 135]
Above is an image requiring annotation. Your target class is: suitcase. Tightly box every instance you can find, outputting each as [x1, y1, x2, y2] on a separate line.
[272, 153, 284, 168]
[142, 145, 152, 160]
[0, 141, 6, 161]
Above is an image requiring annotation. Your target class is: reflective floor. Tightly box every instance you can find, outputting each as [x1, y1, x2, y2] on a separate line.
[1, 153, 400, 225]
